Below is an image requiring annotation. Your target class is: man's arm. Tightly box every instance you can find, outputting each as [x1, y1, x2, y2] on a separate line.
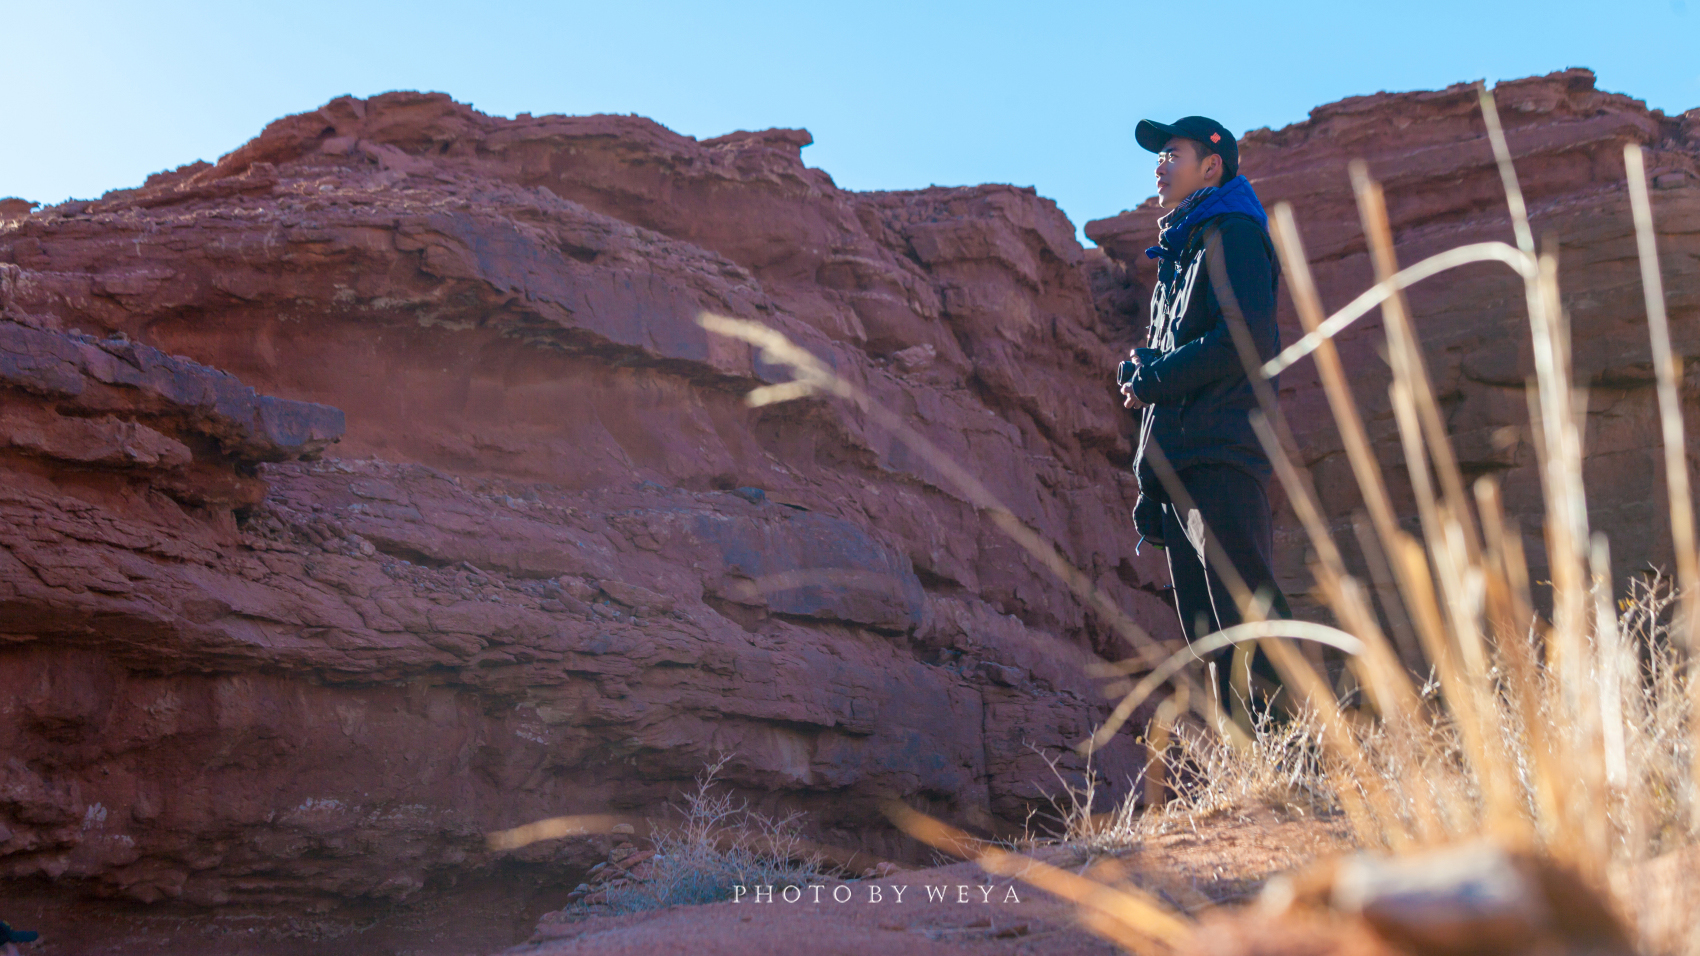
[1128, 218, 1276, 404]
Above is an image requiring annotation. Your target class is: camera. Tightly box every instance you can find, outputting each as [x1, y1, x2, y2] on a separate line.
[1116, 359, 1137, 386]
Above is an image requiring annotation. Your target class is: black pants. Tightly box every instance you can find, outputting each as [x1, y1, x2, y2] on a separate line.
[1161, 464, 1290, 710]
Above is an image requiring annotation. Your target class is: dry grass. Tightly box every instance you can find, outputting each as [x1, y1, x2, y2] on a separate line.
[1060, 572, 1695, 864]
[697, 84, 1698, 955]
[1136, 712, 1337, 830]
[602, 755, 830, 914]
[1032, 709, 1337, 853]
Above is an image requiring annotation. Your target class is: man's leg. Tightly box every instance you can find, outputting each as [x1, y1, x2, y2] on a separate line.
[1162, 501, 1219, 644]
[1182, 465, 1290, 629]
[1172, 466, 1291, 716]
[1162, 499, 1236, 719]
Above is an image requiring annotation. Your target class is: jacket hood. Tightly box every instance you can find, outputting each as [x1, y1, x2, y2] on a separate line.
[1145, 176, 1268, 262]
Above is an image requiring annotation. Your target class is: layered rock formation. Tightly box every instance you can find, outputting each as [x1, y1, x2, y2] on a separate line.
[0, 92, 1170, 917]
[1090, 68, 1700, 615]
[4, 67, 1695, 945]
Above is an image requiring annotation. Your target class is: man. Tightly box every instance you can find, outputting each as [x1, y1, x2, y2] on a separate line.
[1117, 115, 1291, 713]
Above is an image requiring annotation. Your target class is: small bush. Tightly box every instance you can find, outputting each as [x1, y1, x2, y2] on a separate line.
[604, 755, 828, 913]
[1035, 707, 1336, 851]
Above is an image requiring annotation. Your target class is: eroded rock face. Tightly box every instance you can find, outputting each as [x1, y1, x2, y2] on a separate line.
[14, 66, 1689, 932]
[0, 92, 1172, 913]
[1089, 68, 1700, 617]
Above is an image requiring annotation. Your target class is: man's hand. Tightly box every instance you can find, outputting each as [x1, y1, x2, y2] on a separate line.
[1120, 348, 1146, 409]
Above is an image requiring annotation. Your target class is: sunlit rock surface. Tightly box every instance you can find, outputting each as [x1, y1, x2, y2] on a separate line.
[0, 91, 1165, 913]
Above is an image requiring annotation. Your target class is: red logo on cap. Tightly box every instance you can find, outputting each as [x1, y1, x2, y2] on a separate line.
[1210, 132, 1222, 143]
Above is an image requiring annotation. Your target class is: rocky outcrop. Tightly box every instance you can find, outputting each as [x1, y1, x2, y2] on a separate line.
[9, 66, 1693, 942]
[0, 93, 1170, 916]
[1089, 68, 1700, 612]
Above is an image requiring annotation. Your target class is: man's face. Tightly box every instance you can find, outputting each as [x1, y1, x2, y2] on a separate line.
[1154, 137, 1218, 207]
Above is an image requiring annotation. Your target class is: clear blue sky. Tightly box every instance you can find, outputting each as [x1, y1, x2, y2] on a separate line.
[4, 0, 1696, 241]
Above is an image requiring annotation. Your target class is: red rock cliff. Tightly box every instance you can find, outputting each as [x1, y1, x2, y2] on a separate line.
[6, 67, 1693, 938]
[0, 93, 1170, 917]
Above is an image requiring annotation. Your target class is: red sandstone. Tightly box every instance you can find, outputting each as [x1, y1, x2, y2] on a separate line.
[0, 86, 1166, 935]
[0, 67, 1695, 954]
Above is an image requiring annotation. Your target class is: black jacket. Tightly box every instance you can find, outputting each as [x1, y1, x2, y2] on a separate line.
[1128, 213, 1280, 535]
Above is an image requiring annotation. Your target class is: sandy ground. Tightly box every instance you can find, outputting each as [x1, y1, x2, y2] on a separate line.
[0, 869, 574, 956]
[502, 809, 1353, 956]
[0, 809, 1350, 955]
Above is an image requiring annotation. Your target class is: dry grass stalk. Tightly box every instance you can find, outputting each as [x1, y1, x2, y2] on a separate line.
[1625, 141, 1700, 816]
[486, 814, 619, 851]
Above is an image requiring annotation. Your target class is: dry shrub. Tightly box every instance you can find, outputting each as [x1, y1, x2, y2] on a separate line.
[1610, 578, 1695, 858]
[1041, 571, 1696, 950]
[1037, 710, 1336, 851]
[604, 755, 828, 913]
[1140, 710, 1335, 828]
[1107, 576, 1694, 847]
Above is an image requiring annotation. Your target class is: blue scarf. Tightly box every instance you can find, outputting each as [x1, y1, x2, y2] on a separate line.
[1145, 175, 1268, 264]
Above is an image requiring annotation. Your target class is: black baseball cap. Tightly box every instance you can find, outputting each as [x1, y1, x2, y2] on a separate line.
[1136, 116, 1238, 180]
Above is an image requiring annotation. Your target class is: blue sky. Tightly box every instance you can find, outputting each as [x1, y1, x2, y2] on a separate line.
[4, 0, 1696, 242]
